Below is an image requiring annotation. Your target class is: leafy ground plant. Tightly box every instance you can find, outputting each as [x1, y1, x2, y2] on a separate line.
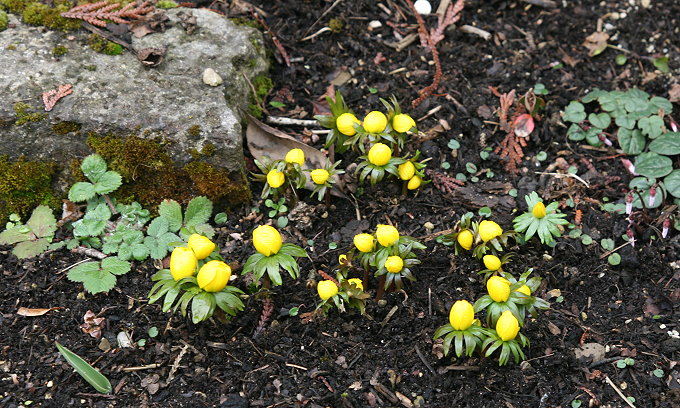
[67, 257, 132, 294]
[513, 191, 568, 245]
[0, 205, 58, 259]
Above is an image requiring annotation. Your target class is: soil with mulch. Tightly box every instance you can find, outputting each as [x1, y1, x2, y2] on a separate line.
[2, 0, 680, 407]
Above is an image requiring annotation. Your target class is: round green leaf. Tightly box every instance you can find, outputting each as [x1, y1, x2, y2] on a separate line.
[638, 116, 665, 139]
[634, 152, 673, 178]
[629, 177, 664, 209]
[650, 96, 673, 114]
[563, 101, 586, 123]
[615, 115, 636, 130]
[588, 112, 611, 129]
[567, 123, 585, 141]
[585, 128, 603, 146]
[617, 128, 645, 155]
[664, 169, 680, 198]
[648, 132, 680, 155]
[608, 253, 621, 265]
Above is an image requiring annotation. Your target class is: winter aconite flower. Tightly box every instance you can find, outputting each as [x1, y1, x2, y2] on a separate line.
[170, 247, 197, 281]
[407, 175, 422, 190]
[317, 280, 339, 300]
[285, 148, 305, 165]
[516, 285, 531, 296]
[532, 201, 546, 219]
[310, 169, 330, 185]
[252, 225, 282, 256]
[363, 111, 387, 133]
[496, 311, 520, 341]
[376, 224, 399, 247]
[266, 169, 285, 189]
[384, 256, 404, 273]
[197, 260, 231, 292]
[367, 143, 392, 166]
[483, 255, 502, 271]
[336, 113, 360, 136]
[487, 276, 511, 302]
[392, 113, 416, 133]
[457, 229, 473, 250]
[478, 220, 503, 242]
[188, 234, 216, 260]
[348, 278, 364, 291]
[398, 161, 416, 180]
[449, 300, 475, 331]
[353, 233, 375, 253]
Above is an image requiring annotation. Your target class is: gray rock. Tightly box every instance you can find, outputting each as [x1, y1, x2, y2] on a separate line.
[0, 8, 267, 180]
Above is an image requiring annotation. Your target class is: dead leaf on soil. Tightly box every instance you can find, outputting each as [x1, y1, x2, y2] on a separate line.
[80, 310, 105, 339]
[643, 297, 662, 317]
[513, 113, 534, 138]
[245, 114, 346, 197]
[669, 84, 680, 103]
[583, 31, 609, 57]
[546, 321, 561, 335]
[17, 307, 62, 316]
[136, 47, 165, 67]
[574, 342, 606, 363]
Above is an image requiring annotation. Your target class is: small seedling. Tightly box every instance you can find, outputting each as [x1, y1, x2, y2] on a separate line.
[513, 191, 568, 245]
[68, 257, 132, 294]
[265, 197, 288, 218]
[616, 357, 635, 368]
[0, 205, 57, 259]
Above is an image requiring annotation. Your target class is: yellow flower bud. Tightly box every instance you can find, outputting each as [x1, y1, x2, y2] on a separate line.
[516, 285, 531, 296]
[170, 247, 197, 281]
[392, 113, 416, 133]
[196, 260, 231, 292]
[353, 233, 375, 253]
[532, 201, 546, 218]
[336, 113, 360, 136]
[338, 254, 348, 264]
[347, 278, 364, 291]
[384, 256, 404, 273]
[367, 143, 392, 166]
[397, 161, 416, 180]
[285, 148, 305, 165]
[266, 169, 285, 189]
[496, 310, 520, 341]
[449, 300, 475, 331]
[478, 220, 503, 242]
[483, 254, 502, 271]
[252, 225, 282, 256]
[376, 224, 399, 247]
[407, 175, 422, 190]
[363, 111, 387, 134]
[487, 276, 511, 302]
[457, 229, 473, 250]
[317, 280, 338, 300]
[310, 169, 330, 185]
[188, 234, 216, 260]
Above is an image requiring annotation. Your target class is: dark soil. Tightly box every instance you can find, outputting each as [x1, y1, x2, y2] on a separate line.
[2, 1, 680, 407]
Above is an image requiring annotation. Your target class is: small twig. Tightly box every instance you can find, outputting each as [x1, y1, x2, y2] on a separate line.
[521, 0, 557, 8]
[459, 24, 491, 40]
[599, 241, 632, 260]
[265, 116, 319, 127]
[303, 0, 343, 36]
[317, 270, 339, 286]
[604, 375, 636, 408]
[414, 345, 436, 376]
[121, 363, 161, 372]
[534, 171, 590, 188]
[71, 247, 107, 260]
[379, 305, 399, 328]
[251, 8, 290, 66]
[300, 27, 331, 42]
[166, 344, 189, 383]
[253, 297, 274, 337]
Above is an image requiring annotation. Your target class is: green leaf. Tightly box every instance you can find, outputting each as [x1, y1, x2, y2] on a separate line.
[80, 154, 108, 183]
[617, 128, 645, 155]
[184, 196, 213, 227]
[567, 124, 585, 141]
[26, 205, 57, 238]
[55, 342, 112, 394]
[608, 253, 621, 266]
[634, 152, 673, 178]
[588, 112, 611, 129]
[102, 257, 131, 275]
[0, 226, 32, 245]
[13, 238, 50, 259]
[638, 116, 665, 139]
[279, 243, 308, 258]
[214, 212, 228, 225]
[68, 182, 96, 202]
[563, 101, 586, 123]
[93, 171, 122, 194]
[581, 89, 605, 103]
[653, 56, 670, 73]
[191, 292, 214, 323]
[615, 115, 636, 130]
[650, 96, 673, 114]
[600, 238, 615, 251]
[147, 217, 169, 237]
[648, 132, 680, 155]
[158, 200, 183, 232]
[67, 261, 117, 294]
[664, 170, 680, 198]
[624, 97, 650, 113]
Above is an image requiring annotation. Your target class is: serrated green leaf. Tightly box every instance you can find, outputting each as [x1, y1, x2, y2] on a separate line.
[146, 217, 169, 237]
[68, 262, 117, 294]
[80, 154, 108, 183]
[26, 205, 57, 238]
[101, 257, 131, 275]
[648, 132, 680, 155]
[634, 152, 673, 178]
[117, 245, 132, 261]
[13, 238, 50, 259]
[68, 182, 96, 202]
[664, 170, 680, 198]
[158, 200, 183, 232]
[93, 171, 122, 195]
[131, 244, 149, 260]
[588, 112, 611, 129]
[55, 342, 112, 394]
[617, 128, 645, 155]
[184, 196, 213, 227]
[0, 227, 32, 245]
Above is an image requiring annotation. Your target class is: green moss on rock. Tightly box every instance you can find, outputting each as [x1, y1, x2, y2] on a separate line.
[52, 45, 68, 56]
[52, 121, 81, 135]
[184, 161, 251, 204]
[0, 155, 59, 225]
[0, 10, 8, 31]
[14, 102, 46, 125]
[19, 2, 81, 31]
[88, 34, 124, 55]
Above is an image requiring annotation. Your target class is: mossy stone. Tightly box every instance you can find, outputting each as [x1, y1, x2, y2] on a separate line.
[14, 102, 46, 125]
[0, 155, 59, 225]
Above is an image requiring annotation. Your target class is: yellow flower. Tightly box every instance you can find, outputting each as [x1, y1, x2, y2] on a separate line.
[496, 311, 520, 341]
[397, 161, 415, 180]
[338, 254, 348, 264]
[348, 278, 363, 291]
[285, 148, 305, 165]
[266, 169, 285, 189]
[187, 234, 216, 260]
[449, 300, 474, 331]
[392, 113, 416, 133]
[196, 260, 231, 292]
[487, 276, 511, 302]
[516, 285, 531, 296]
[483, 255, 502, 271]
[478, 220, 503, 242]
[353, 233, 375, 253]
[376, 224, 399, 247]
[407, 175, 422, 190]
[384, 256, 404, 273]
[457, 229, 473, 250]
[367, 143, 392, 166]
[317, 280, 338, 300]
[310, 169, 330, 185]
[363, 111, 387, 133]
[252, 225, 282, 256]
[532, 201, 546, 218]
[170, 247, 197, 281]
[336, 113, 360, 136]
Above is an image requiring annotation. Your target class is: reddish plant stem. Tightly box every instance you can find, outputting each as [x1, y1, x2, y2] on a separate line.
[375, 276, 386, 301]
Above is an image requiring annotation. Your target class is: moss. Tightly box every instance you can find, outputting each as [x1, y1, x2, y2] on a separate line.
[156, 0, 177, 8]
[230, 17, 262, 30]
[252, 74, 273, 99]
[184, 161, 251, 205]
[187, 125, 201, 138]
[6, 44, 16, 51]
[83, 64, 97, 71]
[0, 10, 8, 31]
[20, 2, 81, 31]
[14, 102, 46, 125]
[88, 34, 124, 55]
[201, 142, 216, 157]
[52, 121, 81, 135]
[328, 18, 344, 33]
[0, 155, 59, 225]
[0, 0, 31, 14]
[188, 148, 201, 160]
[52, 45, 68, 56]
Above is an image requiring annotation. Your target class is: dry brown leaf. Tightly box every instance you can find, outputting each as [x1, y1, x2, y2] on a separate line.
[80, 310, 106, 339]
[17, 307, 62, 316]
[546, 321, 561, 335]
[669, 84, 680, 103]
[583, 31, 609, 57]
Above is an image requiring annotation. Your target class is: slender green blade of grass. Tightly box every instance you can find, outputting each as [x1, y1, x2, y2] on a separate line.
[55, 342, 112, 394]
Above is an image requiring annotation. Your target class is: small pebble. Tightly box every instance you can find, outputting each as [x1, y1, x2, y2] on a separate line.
[202, 68, 223, 87]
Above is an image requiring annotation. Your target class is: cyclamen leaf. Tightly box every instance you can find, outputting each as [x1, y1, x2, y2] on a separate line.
[80, 154, 108, 183]
[94, 171, 122, 195]
[184, 196, 213, 227]
[588, 112, 611, 129]
[563, 101, 586, 123]
[664, 170, 680, 198]
[650, 96, 673, 114]
[69, 182, 96, 202]
[648, 132, 680, 155]
[634, 152, 673, 178]
[158, 200, 183, 232]
[26, 205, 57, 238]
[617, 128, 645, 155]
[55, 342, 112, 394]
[101, 257, 131, 276]
[638, 116, 665, 139]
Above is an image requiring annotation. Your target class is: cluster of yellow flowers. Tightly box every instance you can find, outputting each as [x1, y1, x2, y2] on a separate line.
[169, 234, 232, 292]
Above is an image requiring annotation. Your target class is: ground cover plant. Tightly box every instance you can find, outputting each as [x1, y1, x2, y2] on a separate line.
[1, 1, 680, 407]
